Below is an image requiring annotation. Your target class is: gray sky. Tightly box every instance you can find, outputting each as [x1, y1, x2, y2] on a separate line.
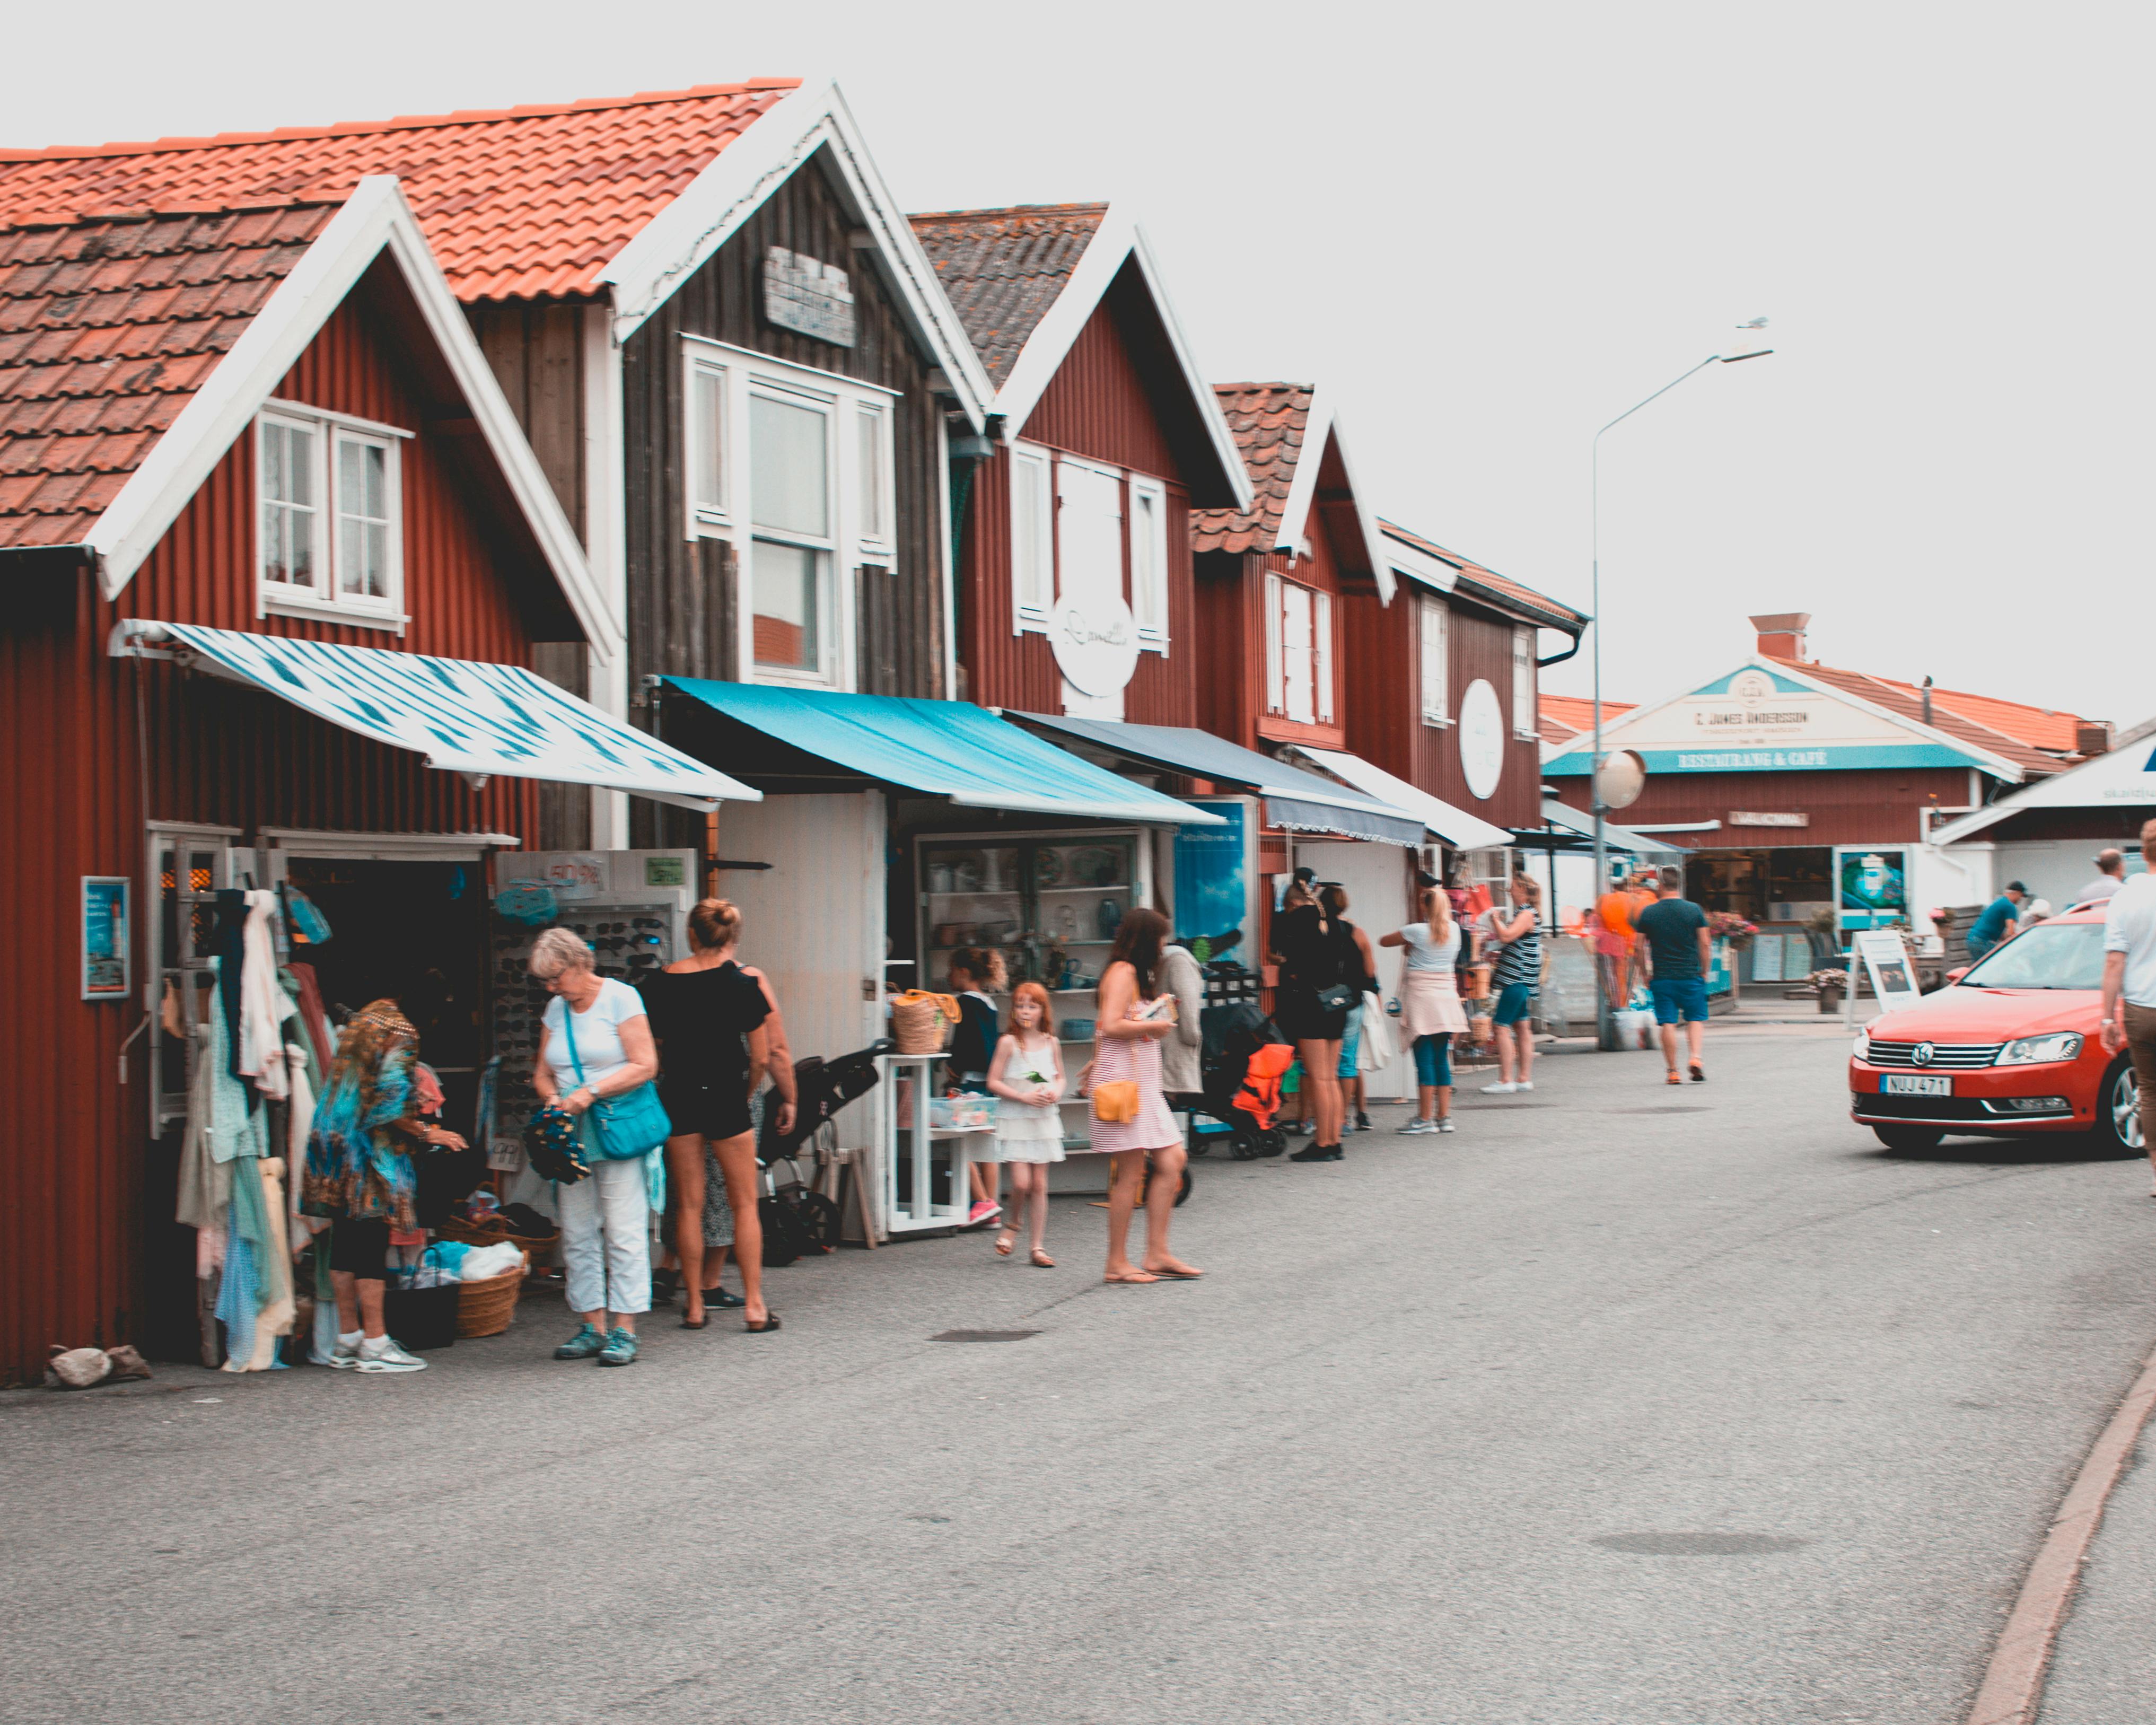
[12, 2, 2150, 727]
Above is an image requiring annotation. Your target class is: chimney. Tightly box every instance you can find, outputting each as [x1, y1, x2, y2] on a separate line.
[2077, 721, 2115, 756]
[1750, 611, 1810, 661]
[1920, 676, 1933, 726]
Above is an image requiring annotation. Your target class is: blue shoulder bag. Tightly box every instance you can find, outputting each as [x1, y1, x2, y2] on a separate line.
[563, 998, 671, 1160]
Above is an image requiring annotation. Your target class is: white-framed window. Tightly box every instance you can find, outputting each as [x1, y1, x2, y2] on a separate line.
[256, 402, 407, 627]
[1420, 595, 1449, 724]
[1010, 442, 1054, 631]
[1512, 624, 1537, 738]
[1314, 591, 1334, 723]
[686, 356, 728, 528]
[1264, 570, 1284, 714]
[1128, 475, 1169, 651]
[1055, 454, 1124, 620]
[1266, 573, 1332, 726]
[681, 338, 899, 688]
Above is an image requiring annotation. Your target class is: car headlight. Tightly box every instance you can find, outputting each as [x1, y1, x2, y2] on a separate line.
[1996, 1032, 2084, 1066]
[1852, 1027, 1871, 1061]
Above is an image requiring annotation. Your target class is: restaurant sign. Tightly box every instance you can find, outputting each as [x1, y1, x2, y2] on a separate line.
[1546, 663, 2000, 778]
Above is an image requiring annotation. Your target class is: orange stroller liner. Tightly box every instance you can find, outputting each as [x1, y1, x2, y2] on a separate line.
[1234, 1042, 1295, 1131]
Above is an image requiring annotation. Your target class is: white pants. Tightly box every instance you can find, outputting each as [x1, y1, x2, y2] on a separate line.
[558, 1158, 651, 1317]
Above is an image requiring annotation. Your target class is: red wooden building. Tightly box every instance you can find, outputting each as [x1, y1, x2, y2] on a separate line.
[0, 181, 738, 1382]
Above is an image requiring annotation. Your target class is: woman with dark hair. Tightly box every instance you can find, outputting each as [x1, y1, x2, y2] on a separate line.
[638, 899, 781, 1333]
[1270, 881, 1359, 1162]
[1082, 907, 1201, 1284]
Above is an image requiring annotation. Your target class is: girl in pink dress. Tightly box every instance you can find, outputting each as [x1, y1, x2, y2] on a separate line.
[1082, 908, 1202, 1285]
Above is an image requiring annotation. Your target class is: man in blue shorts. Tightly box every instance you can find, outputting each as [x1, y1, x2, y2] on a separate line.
[1634, 866, 1712, 1084]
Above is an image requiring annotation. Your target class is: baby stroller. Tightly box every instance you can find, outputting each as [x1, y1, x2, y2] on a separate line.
[1187, 1002, 1292, 1161]
[756, 1038, 889, 1263]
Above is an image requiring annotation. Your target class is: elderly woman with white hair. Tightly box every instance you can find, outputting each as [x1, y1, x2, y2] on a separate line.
[529, 926, 661, 1367]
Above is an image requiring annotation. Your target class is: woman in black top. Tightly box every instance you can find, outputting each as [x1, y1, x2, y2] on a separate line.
[1269, 879, 1359, 1160]
[640, 898, 777, 1332]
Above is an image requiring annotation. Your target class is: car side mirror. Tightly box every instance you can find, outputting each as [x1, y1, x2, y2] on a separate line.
[1945, 966, 1968, 984]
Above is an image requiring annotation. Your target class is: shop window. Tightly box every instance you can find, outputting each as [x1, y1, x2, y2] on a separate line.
[1420, 596, 1449, 724]
[1267, 574, 1329, 725]
[1512, 624, 1537, 739]
[682, 337, 899, 686]
[256, 405, 405, 626]
[1129, 476, 1169, 650]
[1010, 442, 1053, 631]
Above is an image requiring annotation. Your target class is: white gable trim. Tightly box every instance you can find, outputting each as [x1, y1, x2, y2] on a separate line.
[84, 177, 617, 664]
[1380, 527, 1461, 598]
[1272, 393, 1392, 604]
[599, 78, 992, 430]
[1933, 716, 2156, 844]
[992, 207, 1252, 512]
[1545, 653, 2028, 781]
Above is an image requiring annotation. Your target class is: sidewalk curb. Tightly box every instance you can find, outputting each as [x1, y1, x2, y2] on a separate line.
[1965, 1342, 2156, 1725]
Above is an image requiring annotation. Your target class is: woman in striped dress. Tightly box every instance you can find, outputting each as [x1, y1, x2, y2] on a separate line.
[1484, 873, 1544, 1094]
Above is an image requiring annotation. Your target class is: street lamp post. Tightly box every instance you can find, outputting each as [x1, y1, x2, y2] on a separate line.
[1591, 322, 1772, 1050]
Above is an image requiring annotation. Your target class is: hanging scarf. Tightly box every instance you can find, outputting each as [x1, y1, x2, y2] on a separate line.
[302, 1001, 423, 1231]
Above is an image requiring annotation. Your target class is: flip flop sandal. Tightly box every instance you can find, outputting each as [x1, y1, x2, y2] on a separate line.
[1030, 1248, 1056, 1268]
[994, 1229, 1018, 1257]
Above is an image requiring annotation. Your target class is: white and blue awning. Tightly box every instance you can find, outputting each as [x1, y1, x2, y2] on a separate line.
[114, 623, 757, 811]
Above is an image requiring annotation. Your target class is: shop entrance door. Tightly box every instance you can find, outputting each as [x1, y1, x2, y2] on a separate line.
[266, 846, 492, 1146]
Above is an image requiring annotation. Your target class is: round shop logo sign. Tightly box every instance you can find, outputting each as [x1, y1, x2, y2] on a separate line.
[1458, 678, 1505, 801]
[1730, 669, 1776, 702]
[1050, 593, 1140, 699]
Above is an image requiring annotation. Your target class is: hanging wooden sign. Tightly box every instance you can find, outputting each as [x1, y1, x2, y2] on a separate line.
[763, 246, 856, 346]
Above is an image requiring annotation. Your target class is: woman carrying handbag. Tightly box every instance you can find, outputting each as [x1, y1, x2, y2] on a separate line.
[529, 927, 664, 1366]
[1081, 908, 1203, 1285]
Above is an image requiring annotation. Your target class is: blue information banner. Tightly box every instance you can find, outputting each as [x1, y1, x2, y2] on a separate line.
[1173, 799, 1249, 948]
[82, 875, 129, 1001]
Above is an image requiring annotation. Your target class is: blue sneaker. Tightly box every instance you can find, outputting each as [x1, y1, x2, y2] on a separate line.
[553, 1323, 605, 1360]
[597, 1326, 639, 1367]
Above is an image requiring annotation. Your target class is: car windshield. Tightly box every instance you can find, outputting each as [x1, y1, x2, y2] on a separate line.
[1959, 922, 2107, 990]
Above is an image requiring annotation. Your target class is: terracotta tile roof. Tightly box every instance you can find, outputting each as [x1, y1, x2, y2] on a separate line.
[1190, 382, 1312, 554]
[1380, 516, 1588, 631]
[1539, 693, 1632, 746]
[0, 202, 338, 549]
[1865, 676, 2088, 756]
[1776, 659, 2064, 776]
[906, 203, 1106, 385]
[0, 81, 799, 302]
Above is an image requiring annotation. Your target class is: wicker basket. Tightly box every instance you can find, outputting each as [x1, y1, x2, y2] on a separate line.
[455, 1250, 530, 1338]
[891, 990, 960, 1055]
[440, 1213, 560, 1255]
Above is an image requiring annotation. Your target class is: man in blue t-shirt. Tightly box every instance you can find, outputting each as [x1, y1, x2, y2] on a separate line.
[1634, 866, 1712, 1084]
[1968, 883, 2027, 963]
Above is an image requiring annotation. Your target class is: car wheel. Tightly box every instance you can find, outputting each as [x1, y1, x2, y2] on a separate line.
[1871, 1124, 1945, 1152]
[2089, 1059, 2145, 1158]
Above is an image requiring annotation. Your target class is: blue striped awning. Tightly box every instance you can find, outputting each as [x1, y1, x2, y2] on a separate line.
[122, 623, 757, 811]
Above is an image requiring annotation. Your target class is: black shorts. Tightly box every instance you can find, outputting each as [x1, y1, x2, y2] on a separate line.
[1275, 986, 1348, 1045]
[328, 1216, 391, 1280]
[659, 1077, 752, 1142]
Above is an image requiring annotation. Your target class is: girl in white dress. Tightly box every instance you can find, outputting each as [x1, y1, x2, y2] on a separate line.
[984, 982, 1065, 1267]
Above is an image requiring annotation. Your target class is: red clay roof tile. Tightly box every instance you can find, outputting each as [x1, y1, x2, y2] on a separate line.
[0, 202, 338, 549]
[1380, 516, 1588, 631]
[1191, 382, 1312, 554]
[0, 81, 799, 303]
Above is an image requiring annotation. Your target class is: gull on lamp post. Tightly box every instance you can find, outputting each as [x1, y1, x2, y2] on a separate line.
[1590, 319, 1773, 1050]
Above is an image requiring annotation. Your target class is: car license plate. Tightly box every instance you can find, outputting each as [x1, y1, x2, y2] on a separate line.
[1883, 1074, 1951, 1097]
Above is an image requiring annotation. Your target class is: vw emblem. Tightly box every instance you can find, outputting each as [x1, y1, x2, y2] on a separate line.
[1913, 1043, 1935, 1066]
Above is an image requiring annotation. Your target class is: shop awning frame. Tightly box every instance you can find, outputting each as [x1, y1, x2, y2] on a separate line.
[112, 621, 756, 811]
[1006, 712, 1424, 846]
[1280, 745, 1514, 850]
[1523, 799, 1687, 860]
[662, 679, 1221, 826]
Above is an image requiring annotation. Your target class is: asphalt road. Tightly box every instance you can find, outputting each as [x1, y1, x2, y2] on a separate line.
[6, 1023, 2155, 1725]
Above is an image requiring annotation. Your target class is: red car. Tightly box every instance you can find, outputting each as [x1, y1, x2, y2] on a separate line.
[1847, 907, 2141, 1153]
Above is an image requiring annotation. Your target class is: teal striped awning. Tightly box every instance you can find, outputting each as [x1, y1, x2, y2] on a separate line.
[663, 679, 1221, 825]
[118, 623, 757, 810]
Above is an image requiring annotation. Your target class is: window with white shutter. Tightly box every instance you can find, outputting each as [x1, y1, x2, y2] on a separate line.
[1419, 596, 1449, 724]
[1128, 476, 1169, 650]
[1512, 625, 1537, 738]
[1056, 457, 1124, 612]
[1281, 581, 1315, 724]
[1010, 443, 1053, 631]
[1314, 591, 1334, 723]
[1264, 571, 1284, 714]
